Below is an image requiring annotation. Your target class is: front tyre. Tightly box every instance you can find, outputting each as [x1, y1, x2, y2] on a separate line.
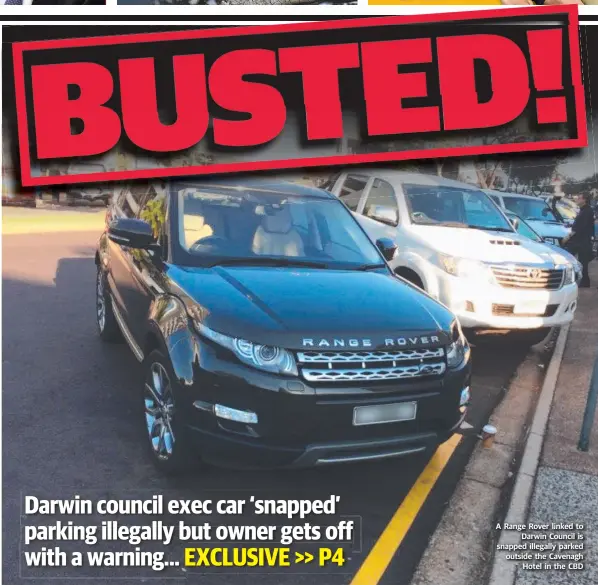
[96, 268, 121, 342]
[142, 350, 197, 475]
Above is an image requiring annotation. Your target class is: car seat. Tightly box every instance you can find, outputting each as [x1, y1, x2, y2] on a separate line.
[252, 206, 304, 257]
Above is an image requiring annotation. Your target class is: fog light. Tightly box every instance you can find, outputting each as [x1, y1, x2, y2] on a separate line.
[214, 404, 258, 424]
[460, 386, 471, 408]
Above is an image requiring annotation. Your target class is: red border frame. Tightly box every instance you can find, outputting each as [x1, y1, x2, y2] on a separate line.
[12, 6, 587, 187]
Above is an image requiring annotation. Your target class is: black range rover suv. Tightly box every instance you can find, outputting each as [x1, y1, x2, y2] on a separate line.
[95, 179, 471, 473]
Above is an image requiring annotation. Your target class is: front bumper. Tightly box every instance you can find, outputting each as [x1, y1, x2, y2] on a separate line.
[177, 338, 471, 469]
[435, 269, 578, 330]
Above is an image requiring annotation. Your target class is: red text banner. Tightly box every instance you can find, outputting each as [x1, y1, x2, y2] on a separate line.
[12, 6, 587, 187]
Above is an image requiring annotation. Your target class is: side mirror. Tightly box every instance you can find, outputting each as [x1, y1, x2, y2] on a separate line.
[108, 218, 155, 249]
[508, 217, 520, 230]
[369, 205, 398, 227]
[376, 237, 398, 261]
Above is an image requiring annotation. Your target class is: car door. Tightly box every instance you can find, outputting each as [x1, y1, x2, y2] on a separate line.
[107, 184, 151, 322]
[330, 173, 372, 214]
[355, 178, 400, 248]
[109, 184, 159, 331]
[123, 185, 170, 347]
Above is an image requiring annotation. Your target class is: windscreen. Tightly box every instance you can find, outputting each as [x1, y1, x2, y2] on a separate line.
[175, 185, 383, 268]
[503, 197, 559, 222]
[403, 184, 513, 231]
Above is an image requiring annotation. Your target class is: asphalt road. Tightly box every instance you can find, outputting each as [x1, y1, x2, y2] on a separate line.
[3, 230, 544, 585]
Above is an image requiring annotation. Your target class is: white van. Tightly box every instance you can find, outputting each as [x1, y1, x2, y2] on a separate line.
[327, 170, 578, 345]
[485, 190, 570, 246]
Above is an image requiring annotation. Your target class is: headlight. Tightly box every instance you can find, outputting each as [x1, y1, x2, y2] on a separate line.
[438, 254, 492, 281]
[195, 323, 298, 376]
[563, 264, 576, 285]
[447, 319, 469, 369]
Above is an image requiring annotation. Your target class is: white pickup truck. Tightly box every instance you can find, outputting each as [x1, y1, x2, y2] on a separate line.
[327, 170, 578, 346]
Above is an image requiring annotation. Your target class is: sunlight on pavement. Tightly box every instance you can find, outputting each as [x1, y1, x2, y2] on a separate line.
[2, 210, 105, 235]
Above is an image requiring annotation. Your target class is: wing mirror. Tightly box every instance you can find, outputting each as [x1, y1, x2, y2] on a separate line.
[376, 238, 399, 261]
[508, 216, 520, 230]
[108, 218, 156, 249]
[369, 205, 398, 227]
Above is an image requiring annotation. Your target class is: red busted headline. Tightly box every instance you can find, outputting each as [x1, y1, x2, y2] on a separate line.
[13, 6, 587, 186]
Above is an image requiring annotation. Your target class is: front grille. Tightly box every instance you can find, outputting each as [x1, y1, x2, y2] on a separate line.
[491, 265, 564, 290]
[492, 304, 559, 317]
[296, 349, 446, 383]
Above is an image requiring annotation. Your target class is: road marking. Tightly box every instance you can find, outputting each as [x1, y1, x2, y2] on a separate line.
[350, 433, 462, 585]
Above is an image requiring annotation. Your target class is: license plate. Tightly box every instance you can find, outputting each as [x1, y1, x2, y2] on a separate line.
[353, 402, 417, 426]
[514, 300, 546, 315]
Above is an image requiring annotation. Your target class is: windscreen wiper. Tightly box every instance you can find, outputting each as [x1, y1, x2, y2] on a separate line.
[468, 225, 514, 233]
[353, 263, 387, 271]
[209, 258, 329, 269]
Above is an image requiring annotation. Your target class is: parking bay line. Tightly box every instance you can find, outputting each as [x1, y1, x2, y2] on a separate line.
[350, 433, 462, 585]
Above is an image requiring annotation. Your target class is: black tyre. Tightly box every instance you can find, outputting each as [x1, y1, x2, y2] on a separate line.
[142, 350, 197, 475]
[395, 269, 425, 290]
[509, 328, 552, 348]
[96, 267, 121, 342]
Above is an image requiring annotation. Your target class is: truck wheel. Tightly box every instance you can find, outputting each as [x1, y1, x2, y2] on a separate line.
[96, 268, 121, 342]
[395, 268, 425, 290]
[509, 328, 552, 348]
[142, 350, 197, 475]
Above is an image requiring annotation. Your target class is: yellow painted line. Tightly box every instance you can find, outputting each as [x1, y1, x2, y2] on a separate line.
[350, 433, 462, 585]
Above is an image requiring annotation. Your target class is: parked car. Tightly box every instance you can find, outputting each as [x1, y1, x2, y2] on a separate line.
[327, 170, 578, 346]
[486, 191, 570, 246]
[1, 170, 36, 207]
[504, 211, 583, 284]
[66, 163, 112, 206]
[2, 188, 36, 207]
[95, 179, 472, 473]
[539, 195, 578, 228]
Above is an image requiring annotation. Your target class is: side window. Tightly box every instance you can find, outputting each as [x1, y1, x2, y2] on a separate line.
[117, 184, 150, 219]
[503, 198, 523, 215]
[338, 175, 368, 212]
[363, 179, 399, 225]
[137, 186, 168, 249]
[490, 195, 501, 206]
[319, 172, 341, 192]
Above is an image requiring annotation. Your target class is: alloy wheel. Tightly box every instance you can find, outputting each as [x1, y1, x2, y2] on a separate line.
[144, 363, 176, 460]
[96, 271, 106, 332]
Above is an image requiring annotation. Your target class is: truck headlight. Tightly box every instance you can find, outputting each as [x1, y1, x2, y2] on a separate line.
[438, 254, 493, 282]
[195, 323, 298, 376]
[447, 319, 469, 369]
[563, 265, 576, 285]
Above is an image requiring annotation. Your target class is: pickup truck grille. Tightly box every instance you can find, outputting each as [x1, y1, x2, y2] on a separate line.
[296, 348, 446, 382]
[491, 265, 564, 290]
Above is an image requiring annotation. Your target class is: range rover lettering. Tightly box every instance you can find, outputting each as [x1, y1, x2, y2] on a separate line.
[95, 179, 471, 473]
